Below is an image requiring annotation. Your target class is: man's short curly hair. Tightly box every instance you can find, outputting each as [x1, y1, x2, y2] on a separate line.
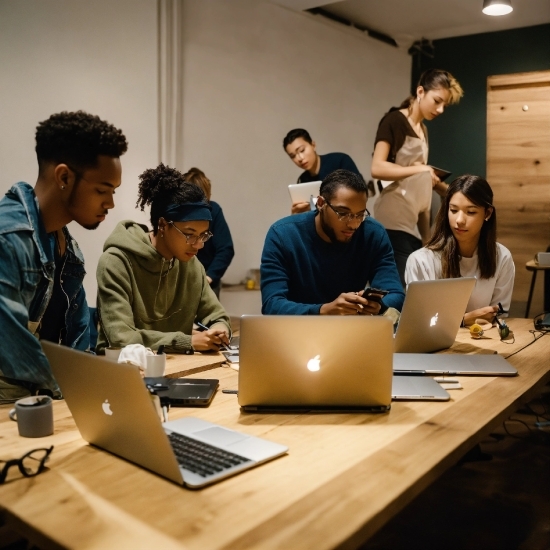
[319, 169, 367, 201]
[35, 111, 128, 173]
[137, 163, 207, 233]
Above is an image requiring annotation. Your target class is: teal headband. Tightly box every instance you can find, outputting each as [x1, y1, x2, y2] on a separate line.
[162, 201, 212, 222]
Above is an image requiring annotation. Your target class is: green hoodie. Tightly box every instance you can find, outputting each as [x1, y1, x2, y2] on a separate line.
[96, 220, 231, 353]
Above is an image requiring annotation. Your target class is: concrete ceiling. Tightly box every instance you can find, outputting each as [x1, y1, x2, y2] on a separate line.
[270, 0, 550, 47]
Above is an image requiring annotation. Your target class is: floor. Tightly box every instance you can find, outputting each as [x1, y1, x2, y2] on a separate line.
[363, 387, 550, 550]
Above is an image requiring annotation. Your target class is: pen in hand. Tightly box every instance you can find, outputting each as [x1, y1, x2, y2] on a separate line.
[196, 321, 230, 350]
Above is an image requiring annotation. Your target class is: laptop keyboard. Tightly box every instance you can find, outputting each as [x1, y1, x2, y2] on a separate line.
[168, 432, 252, 477]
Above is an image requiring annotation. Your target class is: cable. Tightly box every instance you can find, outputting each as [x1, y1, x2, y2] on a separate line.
[504, 329, 548, 359]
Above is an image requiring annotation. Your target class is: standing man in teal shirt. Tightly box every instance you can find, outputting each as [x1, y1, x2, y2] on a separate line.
[283, 128, 362, 214]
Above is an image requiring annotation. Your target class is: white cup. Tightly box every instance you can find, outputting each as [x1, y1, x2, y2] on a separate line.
[104, 347, 122, 361]
[146, 354, 166, 377]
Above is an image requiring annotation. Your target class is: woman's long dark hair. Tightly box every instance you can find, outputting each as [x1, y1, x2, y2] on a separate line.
[426, 175, 497, 279]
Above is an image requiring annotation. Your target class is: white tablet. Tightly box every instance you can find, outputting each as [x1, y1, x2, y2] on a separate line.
[288, 181, 322, 206]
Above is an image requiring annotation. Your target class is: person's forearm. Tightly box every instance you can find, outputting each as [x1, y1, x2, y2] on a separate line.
[371, 160, 427, 182]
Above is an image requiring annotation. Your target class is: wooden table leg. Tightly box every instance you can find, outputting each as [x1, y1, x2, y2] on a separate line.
[525, 270, 538, 318]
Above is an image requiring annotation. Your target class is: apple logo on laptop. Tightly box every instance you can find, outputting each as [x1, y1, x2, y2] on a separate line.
[102, 399, 113, 416]
[430, 313, 439, 327]
[307, 354, 321, 372]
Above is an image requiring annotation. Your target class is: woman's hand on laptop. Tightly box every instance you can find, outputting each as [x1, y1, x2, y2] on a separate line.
[320, 292, 380, 316]
[191, 329, 230, 351]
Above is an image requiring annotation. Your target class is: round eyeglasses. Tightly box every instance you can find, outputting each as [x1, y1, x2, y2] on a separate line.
[168, 221, 213, 245]
[325, 200, 370, 223]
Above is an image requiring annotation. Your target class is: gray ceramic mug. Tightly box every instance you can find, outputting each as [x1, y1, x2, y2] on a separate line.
[9, 396, 54, 438]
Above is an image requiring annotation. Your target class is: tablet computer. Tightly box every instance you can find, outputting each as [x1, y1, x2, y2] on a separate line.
[145, 377, 219, 407]
[288, 181, 321, 206]
[430, 166, 452, 182]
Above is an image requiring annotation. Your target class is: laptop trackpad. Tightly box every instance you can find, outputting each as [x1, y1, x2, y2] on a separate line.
[194, 426, 248, 446]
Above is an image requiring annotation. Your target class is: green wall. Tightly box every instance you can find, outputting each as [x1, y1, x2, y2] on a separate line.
[411, 23, 550, 179]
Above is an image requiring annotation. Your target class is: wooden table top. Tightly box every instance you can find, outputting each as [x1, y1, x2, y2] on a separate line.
[1, 318, 548, 550]
[164, 350, 226, 378]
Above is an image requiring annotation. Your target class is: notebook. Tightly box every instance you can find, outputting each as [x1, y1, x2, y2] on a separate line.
[288, 181, 321, 208]
[393, 353, 517, 376]
[238, 315, 395, 412]
[43, 341, 287, 488]
[394, 278, 476, 353]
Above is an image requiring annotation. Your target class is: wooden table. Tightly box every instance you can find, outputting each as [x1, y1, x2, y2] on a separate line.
[1, 318, 548, 550]
[164, 351, 226, 378]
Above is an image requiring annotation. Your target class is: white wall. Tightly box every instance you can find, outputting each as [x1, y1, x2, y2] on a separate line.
[0, 0, 410, 301]
[0, 0, 158, 302]
[179, 0, 410, 283]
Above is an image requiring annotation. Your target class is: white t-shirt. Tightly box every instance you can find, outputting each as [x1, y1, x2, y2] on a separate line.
[405, 244, 515, 314]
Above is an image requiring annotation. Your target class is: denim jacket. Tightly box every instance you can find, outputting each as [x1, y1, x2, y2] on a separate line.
[0, 182, 89, 392]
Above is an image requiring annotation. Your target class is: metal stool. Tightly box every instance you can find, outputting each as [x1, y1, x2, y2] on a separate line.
[525, 260, 550, 318]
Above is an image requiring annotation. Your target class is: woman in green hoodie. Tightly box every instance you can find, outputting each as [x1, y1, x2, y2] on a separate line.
[96, 164, 231, 354]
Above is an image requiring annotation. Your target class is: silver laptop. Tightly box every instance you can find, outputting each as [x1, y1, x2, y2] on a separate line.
[43, 341, 287, 489]
[393, 353, 518, 376]
[239, 315, 396, 412]
[392, 375, 450, 401]
[394, 278, 476, 353]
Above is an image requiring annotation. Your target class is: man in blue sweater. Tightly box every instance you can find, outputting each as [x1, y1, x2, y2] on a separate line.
[261, 169, 404, 315]
[284, 128, 362, 214]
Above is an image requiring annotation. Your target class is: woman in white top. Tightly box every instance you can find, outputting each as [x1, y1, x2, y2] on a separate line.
[371, 69, 463, 286]
[405, 174, 515, 326]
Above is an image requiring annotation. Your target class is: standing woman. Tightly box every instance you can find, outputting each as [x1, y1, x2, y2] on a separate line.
[405, 175, 515, 326]
[96, 164, 231, 354]
[183, 168, 234, 298]
[371, 69, 464, 285]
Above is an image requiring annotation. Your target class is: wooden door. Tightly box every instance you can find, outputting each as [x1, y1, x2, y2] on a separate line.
[487, 70, 550, 313]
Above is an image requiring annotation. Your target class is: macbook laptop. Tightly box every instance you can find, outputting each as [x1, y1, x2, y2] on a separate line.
[392, 376, 450, 401]
[43, 341, 287, 489]
[394, 278, 476, 353]
[288, 181, 321, 210]
[393, 353, 518, 376]
[239, 315, 399, 413]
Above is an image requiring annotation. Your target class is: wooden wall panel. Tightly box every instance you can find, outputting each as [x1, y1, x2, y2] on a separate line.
[487, 70, 550, 312]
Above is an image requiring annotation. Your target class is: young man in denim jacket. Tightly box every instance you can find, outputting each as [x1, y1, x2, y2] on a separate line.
[0, 111, 127, 402]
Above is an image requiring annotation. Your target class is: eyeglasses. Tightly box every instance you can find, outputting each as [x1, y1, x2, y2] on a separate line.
[324, 200, 370, 223]
[168, 221, 213, 245]
[0, 446, 53, 484]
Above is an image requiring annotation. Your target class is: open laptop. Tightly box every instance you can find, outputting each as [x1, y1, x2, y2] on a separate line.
[237, 315, 449, 411]
[393, 353, 517, 376]
[288, 181, 321, 210]
[394, 278, 476, 353]
[43, 341, 287, 489]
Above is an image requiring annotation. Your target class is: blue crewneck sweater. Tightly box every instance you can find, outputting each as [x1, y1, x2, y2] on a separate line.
[261, 211, 404, 315]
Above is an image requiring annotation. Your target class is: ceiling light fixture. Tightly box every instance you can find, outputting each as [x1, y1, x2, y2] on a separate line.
[482, 0, 513, 16]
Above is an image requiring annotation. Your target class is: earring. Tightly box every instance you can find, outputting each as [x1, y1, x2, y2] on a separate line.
[485, 217, 489, 221]
[61, 185, 65, 190]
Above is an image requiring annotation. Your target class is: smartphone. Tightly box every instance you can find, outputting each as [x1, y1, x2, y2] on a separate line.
[363, 287, 389, 303]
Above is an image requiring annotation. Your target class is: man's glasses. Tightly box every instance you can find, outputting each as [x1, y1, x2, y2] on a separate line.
[0, 446, 53, 484]
[325, 200, 370, 223]
[168, 221, 213, 245]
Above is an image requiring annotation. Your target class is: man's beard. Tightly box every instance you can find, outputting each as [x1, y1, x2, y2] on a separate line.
[81, 222, 100, 230]
[319, 210, 351, 247]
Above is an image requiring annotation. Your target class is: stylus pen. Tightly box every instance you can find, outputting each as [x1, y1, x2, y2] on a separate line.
[197, 321, 230, 351]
